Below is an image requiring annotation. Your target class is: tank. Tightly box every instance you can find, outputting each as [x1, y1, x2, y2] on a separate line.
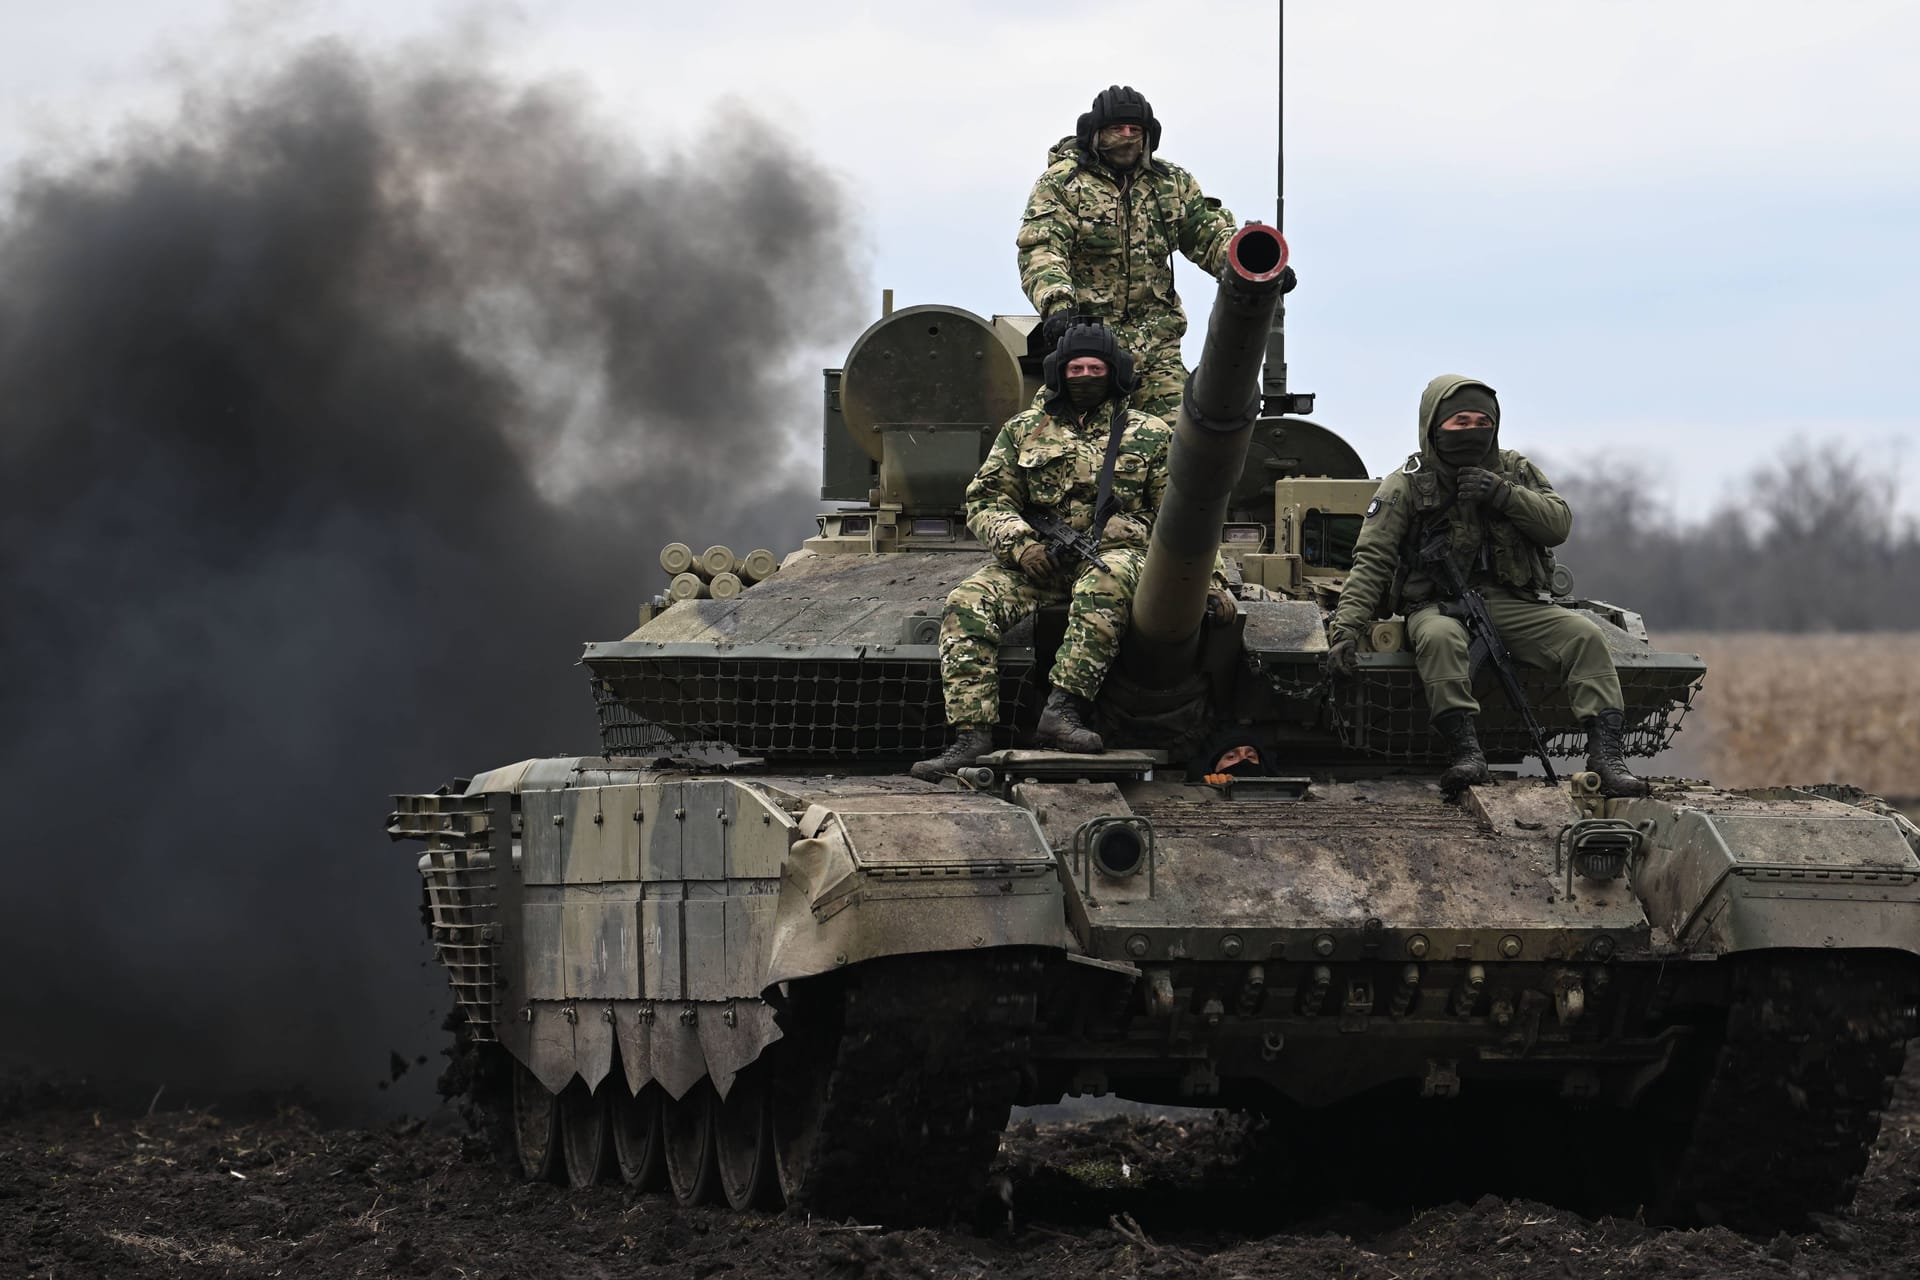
[390, 224, 1920, 1230]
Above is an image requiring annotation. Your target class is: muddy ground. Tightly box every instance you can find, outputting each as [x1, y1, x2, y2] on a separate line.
[5, 1054, 1919, 1280]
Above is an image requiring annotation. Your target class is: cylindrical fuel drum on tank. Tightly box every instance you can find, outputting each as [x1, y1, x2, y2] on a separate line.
[708, 572, 743, 600]
[668, 572, 708, 601]
[740, 548, 779, 583]
[699, 545, 739, 578]
[659, 542, 695, 576]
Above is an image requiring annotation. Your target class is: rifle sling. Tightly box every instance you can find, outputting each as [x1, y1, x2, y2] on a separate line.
[1089, 399, 1130, 543]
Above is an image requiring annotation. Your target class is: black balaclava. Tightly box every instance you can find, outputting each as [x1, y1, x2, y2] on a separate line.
[1066, 373, 1105, 410]
[1041, 319, 1135, 420]
[1431, 384, 1500, 468]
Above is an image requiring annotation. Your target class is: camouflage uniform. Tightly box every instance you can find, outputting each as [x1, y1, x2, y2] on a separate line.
[1330, 374, 1624, 722]
[1017, 138, 1236, 420]
[939, 401, 1171, 726]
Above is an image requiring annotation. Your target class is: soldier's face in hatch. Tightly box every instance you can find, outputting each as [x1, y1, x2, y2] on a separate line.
[1064, 356, 1110, 379]
[1096, 122, 1144, 168]
[1214, 745, 1261, 772]
[1439, 411, 1494, 431]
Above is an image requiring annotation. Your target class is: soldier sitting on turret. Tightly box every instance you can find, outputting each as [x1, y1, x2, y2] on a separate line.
[912, 321, 1235, 780]
[1326, 375, 1649, 798]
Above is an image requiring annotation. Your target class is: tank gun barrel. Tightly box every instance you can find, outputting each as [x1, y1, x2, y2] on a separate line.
[1126, 223, 1290, 677]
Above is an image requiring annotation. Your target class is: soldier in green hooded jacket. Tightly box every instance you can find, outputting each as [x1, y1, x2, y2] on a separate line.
[1017, 85, 1294, 421]
[1326, 375, 1649, 798]
[912, 320, 1235, 780]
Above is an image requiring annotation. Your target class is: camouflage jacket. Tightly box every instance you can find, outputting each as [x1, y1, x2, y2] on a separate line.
[966, 401, 1172, 569]
[1016, 138, 1236, 363]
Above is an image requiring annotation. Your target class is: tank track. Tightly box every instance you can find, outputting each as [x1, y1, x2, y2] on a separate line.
[1660, 952, 1917, 1231]
[793, 949, 1042, 1224]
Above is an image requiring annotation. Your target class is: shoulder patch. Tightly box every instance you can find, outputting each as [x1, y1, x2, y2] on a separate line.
[1363, 491, 1399, 522]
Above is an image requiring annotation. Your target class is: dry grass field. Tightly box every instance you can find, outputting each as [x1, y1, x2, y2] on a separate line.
[1656, 631, 1920, 801]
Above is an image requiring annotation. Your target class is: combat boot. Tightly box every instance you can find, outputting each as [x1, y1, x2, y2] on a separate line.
[1583, 709, 1651, 797]
[1433, 709, 1492, 795]
[1035, 687, 1105, 754]
[910, 727, 995, 781]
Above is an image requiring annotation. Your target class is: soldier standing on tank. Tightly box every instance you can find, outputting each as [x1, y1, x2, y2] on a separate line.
[912, 321, 1236, 779]
[1018, 85, 1295, 421]
[1326, 375, 1649, 798]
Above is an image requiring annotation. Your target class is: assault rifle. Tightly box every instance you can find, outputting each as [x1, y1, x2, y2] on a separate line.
[1023, 506, 1110, 574]
[1417, 532, 1560, 784]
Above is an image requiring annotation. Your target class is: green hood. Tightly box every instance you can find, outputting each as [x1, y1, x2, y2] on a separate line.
[1417, 373, 1500, 475]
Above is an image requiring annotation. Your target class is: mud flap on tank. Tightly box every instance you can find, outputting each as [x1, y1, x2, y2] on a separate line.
[698, 1002, 781, 1100]
[574, 1009, 615, 1092]
[647, 1018, 706, 1101]
[528, 1004, 577, 1095]
[523, 1001, 618, 1095]
[615, 1004, 657, 1098]
[607, 998, 782, 1102]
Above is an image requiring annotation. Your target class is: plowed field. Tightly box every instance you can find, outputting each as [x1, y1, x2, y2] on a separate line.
[6, 1054, 1918, 1280]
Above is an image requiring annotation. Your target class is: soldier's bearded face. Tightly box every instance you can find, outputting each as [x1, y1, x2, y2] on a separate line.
[1096, 123, 1144, 169]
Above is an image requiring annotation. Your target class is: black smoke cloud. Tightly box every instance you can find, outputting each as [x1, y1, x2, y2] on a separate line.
[0, 38, 862, 1110]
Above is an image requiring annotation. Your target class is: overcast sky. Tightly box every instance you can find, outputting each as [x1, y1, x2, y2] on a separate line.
[6, 0, 1917, 519]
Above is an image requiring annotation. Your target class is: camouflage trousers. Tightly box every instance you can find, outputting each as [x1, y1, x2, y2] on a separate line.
[1028, 349, 1187, 422]
[938, 549, 1147, 727]
[1405, 588, 1623, 723]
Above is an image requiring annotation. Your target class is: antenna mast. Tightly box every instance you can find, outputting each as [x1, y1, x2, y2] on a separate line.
[1263, 1, 1314, 416]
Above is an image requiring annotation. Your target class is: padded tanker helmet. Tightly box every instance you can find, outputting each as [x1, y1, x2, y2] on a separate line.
[1041, 319, 1136, 408]
[1076, 85, 1162, 155]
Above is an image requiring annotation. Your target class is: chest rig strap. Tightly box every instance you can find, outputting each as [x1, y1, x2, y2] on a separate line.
[1090, 401, 1131, 544]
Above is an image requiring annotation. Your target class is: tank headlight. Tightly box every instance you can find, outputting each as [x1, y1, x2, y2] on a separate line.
[1072, 815, 1156, 886]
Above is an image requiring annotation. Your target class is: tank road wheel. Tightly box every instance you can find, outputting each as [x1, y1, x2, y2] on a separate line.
[611, 1082, 667, 1190]
[715, 1062, 780, 1211]
[510, 1060, 563, 1183]
[558, 1081, 614, 1189]
[663, 1079, 722, 1206]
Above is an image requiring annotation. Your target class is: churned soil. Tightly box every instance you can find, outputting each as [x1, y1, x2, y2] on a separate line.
[6, 1057, 1919, 1280]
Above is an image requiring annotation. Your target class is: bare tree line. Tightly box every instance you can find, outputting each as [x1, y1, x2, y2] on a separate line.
[1547, 446, 1920, 630]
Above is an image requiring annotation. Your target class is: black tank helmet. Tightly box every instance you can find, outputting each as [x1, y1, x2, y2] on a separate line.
[1076, 85, 1162, 156]
[1042, 319, 1136, 416]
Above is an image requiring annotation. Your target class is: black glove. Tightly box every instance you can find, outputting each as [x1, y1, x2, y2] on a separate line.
[1325, 634, 1358, 676]
[1040, 306, 1075, 351]
[1455, 467, 1511, 508]
[1279, 264, 1298, 294]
